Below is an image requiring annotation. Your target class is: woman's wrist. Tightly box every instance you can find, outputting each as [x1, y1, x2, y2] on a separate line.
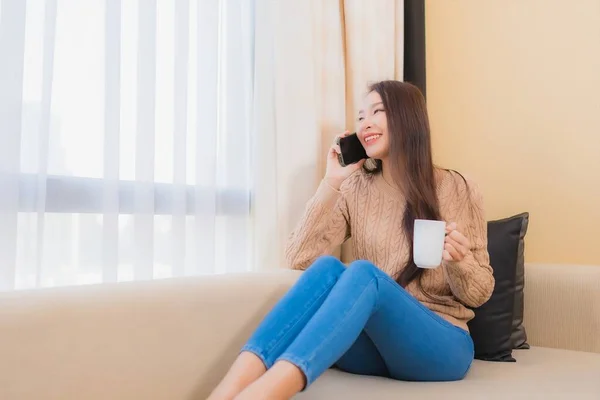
[324, 176, 344, 191]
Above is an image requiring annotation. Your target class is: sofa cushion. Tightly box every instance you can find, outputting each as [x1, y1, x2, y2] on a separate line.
[298, 347, 600, 399]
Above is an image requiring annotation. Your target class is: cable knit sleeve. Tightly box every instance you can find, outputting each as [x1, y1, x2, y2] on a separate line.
[284, 179, 351, 271]
[440, 172, 495, 308]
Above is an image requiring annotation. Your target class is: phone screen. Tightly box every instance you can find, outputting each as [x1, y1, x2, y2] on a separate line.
[338, 133, 368, 166]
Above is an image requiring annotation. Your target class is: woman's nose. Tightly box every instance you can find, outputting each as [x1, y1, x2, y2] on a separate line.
[359, 118, 371, 131]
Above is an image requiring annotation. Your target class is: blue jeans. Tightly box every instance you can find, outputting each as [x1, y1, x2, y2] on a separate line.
[241, 256, 474, 388]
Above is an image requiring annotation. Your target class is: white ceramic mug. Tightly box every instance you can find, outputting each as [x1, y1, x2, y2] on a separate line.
[413, 219, 446, 269]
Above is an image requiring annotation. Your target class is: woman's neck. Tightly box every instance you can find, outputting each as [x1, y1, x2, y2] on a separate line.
[381, 158, 403, 191]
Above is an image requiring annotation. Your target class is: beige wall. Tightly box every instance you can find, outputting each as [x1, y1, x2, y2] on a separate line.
[426, 0, 600, 265]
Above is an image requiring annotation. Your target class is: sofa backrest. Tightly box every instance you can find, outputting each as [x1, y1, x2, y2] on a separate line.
[0, 271, 301, 399]
[524, 263, 600, 353]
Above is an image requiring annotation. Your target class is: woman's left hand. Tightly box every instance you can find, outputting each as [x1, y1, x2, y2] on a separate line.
[443, 222, 471, 262]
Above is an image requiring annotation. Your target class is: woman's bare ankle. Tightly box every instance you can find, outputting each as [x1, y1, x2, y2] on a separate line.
[234, 360, 305, 400]
[209, 351, 268, 400]
[207, 384, 239, 400]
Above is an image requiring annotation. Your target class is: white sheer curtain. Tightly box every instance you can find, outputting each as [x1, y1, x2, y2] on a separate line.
[251, 0, 405, 269]
[0, 0, 254, 291]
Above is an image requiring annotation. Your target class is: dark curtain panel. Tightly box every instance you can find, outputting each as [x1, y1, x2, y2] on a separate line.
[404, 0, 426, 97]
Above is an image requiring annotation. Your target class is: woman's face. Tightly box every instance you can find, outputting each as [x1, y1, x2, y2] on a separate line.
[357, 91, 389, 160]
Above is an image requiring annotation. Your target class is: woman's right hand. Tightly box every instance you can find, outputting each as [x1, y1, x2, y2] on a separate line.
[325, 131, 366, 190]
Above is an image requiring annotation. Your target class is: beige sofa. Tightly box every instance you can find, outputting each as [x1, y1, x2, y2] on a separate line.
[1, 263, 599, 399]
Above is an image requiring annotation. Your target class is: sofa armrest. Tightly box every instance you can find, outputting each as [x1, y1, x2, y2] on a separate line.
[524, 263, 600, 353]
[193, 271, 301, 395]
[0, 270, 301, 400]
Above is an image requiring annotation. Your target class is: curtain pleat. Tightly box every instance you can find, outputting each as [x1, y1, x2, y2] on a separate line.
[102, 0, 121, 283]
[194, 0, 219, 275]
[134, 0, 156, 280]
[172, 0, 189, 278]
[313, 0, 346, 180]
[33, 0, 57, 286]
[343, 0, 404, 120]
[251, 0, 279, 270]
[394, 0, 405, 82]
[0, 0, 26, 291]
[220, 0, 252, 273]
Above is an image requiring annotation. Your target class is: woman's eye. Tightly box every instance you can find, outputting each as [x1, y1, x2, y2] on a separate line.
[374, 108, 384, 114]
[357, 117, 364, 122]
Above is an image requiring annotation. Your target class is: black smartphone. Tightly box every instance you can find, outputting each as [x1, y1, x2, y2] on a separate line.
[336, 133, 368, 167]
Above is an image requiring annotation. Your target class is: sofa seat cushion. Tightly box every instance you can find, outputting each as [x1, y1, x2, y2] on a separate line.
[297, 347, 600, 399]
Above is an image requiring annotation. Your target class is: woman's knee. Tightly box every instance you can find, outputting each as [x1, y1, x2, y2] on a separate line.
[305, 255, 346, 278]
[346, 259, 380, 280]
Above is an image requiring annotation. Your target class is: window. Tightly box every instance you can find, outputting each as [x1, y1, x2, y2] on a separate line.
[0, 0, 255, 290]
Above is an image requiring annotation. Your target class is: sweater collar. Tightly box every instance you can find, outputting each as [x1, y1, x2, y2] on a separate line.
[374, 172, 405, 200]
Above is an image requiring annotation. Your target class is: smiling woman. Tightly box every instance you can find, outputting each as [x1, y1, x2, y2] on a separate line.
[209, 80, 493, 399]
[0, 0, 255, 290]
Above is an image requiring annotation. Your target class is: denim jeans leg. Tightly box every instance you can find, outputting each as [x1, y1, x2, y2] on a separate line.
[333, 331, 390, 377]
[240, 256, 346, 369]
[276, 261, 380, 387]
[276, 259, 474, 388]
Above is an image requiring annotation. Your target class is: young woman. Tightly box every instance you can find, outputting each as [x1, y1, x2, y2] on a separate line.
[208, 80, 494, 400]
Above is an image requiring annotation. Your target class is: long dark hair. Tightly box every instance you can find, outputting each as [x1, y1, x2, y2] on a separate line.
[363, 80, 442, 291]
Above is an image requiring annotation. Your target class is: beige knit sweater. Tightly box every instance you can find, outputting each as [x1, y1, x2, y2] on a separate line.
[285, 169, 495, 331]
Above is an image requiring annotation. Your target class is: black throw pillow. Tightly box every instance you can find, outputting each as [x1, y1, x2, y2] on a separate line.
[468, 212, 529, 362]
[510, 213, 530, 350]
